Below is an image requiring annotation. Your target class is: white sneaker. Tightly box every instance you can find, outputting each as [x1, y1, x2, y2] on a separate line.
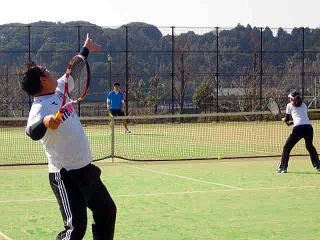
[275, 168, 287, 173]
[125, 129, 131, 134]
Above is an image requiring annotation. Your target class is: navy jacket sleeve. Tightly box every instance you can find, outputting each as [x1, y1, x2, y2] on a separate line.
[26, 118, 47, 141]
[284, 114, 291, 122]
[80, 47, 89, 59]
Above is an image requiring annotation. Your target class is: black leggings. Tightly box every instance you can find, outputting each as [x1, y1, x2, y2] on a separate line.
[279, 124, 320, 169]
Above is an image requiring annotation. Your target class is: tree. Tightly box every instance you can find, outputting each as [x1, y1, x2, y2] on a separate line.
[232, 51, 260, 112]
[0, 65, 28, 117]
[146, 74, 166, 113]
[128, 77, 146, 115]
[192, 79, 215, 112]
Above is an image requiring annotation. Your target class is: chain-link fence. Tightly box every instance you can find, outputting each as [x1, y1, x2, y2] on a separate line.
[1, 23, 320, 117]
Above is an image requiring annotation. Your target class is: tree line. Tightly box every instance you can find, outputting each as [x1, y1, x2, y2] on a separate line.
[0, 21, 320, 116]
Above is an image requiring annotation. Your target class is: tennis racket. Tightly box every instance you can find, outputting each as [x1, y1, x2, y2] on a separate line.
[267, 98, 281, 116]
[56, 54, 90, 119]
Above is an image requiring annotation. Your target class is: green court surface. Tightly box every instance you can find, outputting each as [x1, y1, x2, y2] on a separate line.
[0, 158, 319, 240]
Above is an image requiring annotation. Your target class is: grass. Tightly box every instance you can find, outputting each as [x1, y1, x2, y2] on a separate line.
[1, 119, 320, 239]
[0, 158, 319, 240]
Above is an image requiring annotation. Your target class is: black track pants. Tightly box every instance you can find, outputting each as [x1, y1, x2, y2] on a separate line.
[49, 164, 116, 240]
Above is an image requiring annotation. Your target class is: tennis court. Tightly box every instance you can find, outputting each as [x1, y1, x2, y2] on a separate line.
[1, 112, 320, 239]
[0, 158, 319, 240]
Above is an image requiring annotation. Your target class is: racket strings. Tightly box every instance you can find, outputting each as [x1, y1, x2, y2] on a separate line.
[70, 58, 85, 81]
[267, 99, 281, 115]
[69, 58, 87, 101]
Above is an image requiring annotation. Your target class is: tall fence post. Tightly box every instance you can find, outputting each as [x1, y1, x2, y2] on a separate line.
[215, 27, 219, 115]
[108, 55, 112, 91]
[259, 27, 263, 111]
[77, 26, 81, 116]
[125, 25, 129, 116]
[27, 25, 32, 111]
[301, 27, 305, 99]
[5, 65, 9, 116]
[171, 26, 175, 114]
[77, 25, 81, 52]
[28, 25, 31, 63]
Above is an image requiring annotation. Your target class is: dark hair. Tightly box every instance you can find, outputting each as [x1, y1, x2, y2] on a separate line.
[113, 82, 120, 87]
[289, 90, 302, 107]
[20, 66, 45, 96]
[292, 96, 302, 107]
[289, 90, 299, 98]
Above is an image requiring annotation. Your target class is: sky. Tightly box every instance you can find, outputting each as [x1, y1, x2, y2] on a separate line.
[1, 0, 319, 29]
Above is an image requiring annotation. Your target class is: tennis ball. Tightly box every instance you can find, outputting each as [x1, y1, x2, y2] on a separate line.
[217, 156, 222, 160]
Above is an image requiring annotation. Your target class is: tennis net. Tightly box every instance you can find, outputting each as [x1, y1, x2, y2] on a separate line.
[1, 110, 320, 166]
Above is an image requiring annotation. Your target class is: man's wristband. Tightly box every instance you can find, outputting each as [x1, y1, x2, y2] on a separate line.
[80, 47, 89, 59]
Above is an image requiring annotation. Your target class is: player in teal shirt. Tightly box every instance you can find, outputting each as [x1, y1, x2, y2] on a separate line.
[107, 83, 131, 133]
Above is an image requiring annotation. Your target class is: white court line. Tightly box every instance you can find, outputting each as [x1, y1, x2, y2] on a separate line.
[0, 231, 12, 240]
[115, 185, 316, 197]
[0, 185, 316, 204]
[126, 165, 244, 190]
[0, 198, 56, 203]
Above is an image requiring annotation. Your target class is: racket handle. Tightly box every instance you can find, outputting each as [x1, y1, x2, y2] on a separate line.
[56, 111, 63, 119]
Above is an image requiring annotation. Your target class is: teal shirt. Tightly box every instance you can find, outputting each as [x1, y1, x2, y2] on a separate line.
[107, 90, 124, 110]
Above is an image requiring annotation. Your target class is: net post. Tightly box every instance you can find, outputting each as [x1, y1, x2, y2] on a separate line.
[111, 117, 115, 162]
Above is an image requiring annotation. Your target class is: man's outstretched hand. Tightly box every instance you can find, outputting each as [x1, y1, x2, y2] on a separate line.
[83, 33, 101, 52]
